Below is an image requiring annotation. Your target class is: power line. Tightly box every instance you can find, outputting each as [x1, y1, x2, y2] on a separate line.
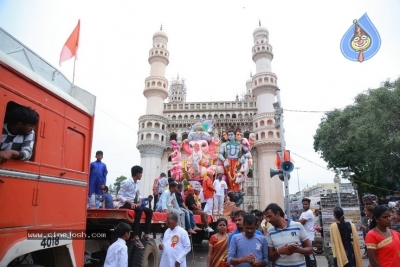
[290, 151, 329, 170]
[291, 152, 398, 193]
[96, 106, 136, 131]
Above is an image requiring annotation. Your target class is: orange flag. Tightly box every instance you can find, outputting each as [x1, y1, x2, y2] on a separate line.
[59, 20, 80, 66]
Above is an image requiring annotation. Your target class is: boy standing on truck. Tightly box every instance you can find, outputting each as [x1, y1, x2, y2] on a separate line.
[88, 151, 108, 209]
[104, 222, 132, 267]
[0, 105, 39, 163]
[117, 165, 153, 249]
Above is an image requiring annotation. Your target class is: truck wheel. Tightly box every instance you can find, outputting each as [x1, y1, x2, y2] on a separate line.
[131, 240, 158, 267]
[127, 239, 136, 267]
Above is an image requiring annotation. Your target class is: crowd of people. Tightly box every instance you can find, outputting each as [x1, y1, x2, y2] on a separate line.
[86, 156, 400, 267]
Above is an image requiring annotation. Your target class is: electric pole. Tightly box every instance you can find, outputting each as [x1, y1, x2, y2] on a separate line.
[295, 167, 300, 193]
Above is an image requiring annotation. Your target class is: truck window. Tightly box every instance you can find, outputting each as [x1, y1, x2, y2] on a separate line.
[1, 101, 39, 162]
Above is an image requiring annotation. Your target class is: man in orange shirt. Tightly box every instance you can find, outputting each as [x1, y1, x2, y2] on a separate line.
[202, 172, 216, 215]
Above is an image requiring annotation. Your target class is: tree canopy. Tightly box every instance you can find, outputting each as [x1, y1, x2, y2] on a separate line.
[313, 78, 400, 196]
[114, 176, 127, 194]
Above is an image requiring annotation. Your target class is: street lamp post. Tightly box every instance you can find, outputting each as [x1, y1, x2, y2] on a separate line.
[295, 167, 300, 193]
[333, 174, 342, 207]
[274, 88, 291, 216]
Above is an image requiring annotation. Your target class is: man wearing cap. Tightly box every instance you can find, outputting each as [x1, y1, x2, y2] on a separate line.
[185, 187, 214, 232]
[152, 172, 165, 211]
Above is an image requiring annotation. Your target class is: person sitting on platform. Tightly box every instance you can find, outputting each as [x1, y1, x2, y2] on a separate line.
[141, 195, 153, 209]
[117, 165, 153, 249]
[101, 186, 114, 209]
[158, 182, 185, 229]
[176, 183, 202, 234]
[185, 186, 214, 232]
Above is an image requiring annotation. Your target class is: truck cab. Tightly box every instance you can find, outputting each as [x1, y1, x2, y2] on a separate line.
[0, 28, 95, 267]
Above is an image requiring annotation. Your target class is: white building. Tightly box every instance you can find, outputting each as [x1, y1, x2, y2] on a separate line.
[136, 24, 285, 211]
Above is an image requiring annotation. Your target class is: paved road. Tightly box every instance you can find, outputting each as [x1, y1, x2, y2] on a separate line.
[156, 236, 370, 267]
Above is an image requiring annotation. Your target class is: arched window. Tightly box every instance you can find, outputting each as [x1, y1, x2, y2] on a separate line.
[226, 114, 231, 119]
[146, 133, 151, 140]
[232, 114, 237, 119]
[184, 115, 188, 119]
[155, 122, 160, 128]
[196, 115, 200, 119]
[276, 131, 280, 138]
[202, 114, 206, 119]
[220, 114, 224, 119]
[146, 122, 152, 128]
[260, 120, 265, 126]
[190, 115, 194, 119]
[255, 122, 258, 128]
[261, 132, 265, 139]
[141, 134, 144, 140]
[154, 134, 159, 141]
[267, 120, 273, 126]
[170, 133, 177, 141]
[178, 115, 182, 120]
[172, 115, 176, 120]
[268, 131, 274, 138]
[161, 136, 164, 142]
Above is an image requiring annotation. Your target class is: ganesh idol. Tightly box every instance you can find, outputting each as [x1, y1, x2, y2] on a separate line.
[181, 123, 218, 181]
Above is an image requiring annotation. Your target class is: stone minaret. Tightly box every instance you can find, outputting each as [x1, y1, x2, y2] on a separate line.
[136, 26, 169, 197]
[168, 75, 186, 103]
[251, 22, 284, 209]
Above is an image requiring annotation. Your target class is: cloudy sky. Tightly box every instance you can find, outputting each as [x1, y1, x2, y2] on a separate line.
[1, 0, 399, 194]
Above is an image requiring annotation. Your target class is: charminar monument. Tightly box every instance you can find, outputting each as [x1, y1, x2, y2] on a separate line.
[136, 23, 284, 211]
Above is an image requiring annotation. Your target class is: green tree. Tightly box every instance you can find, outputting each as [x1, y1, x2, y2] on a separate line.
[313, 78, 400, 196]
[114, 176, 127, 194]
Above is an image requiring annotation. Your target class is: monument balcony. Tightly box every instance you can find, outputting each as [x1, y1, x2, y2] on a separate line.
[139, 114, 168, 123]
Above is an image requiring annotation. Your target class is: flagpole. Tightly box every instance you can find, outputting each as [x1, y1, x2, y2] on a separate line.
[71, 57, 77, 90]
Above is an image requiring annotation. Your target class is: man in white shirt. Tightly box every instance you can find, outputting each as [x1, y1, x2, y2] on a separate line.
[159, 182, 185, 229]
[159, 213, 191, 267]
[104, 222, 131, 267]
[213, 173, 228, 215]
[117, 165, 153, 249]
[299, 198, 317, 267]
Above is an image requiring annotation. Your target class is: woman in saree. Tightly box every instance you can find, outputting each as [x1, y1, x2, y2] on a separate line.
[329, 207, 362, 267]
[365, 205, 400, 267]
[207, 218, 229, 267]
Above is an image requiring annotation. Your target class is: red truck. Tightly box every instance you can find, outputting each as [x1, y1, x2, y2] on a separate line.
[0, 28, 221, 267]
